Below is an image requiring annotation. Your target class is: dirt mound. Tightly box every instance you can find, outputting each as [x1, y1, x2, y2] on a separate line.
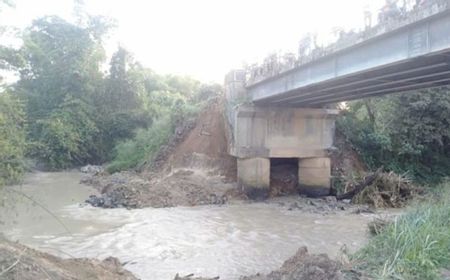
[83, 168, 239, 209]
[240, 246, 343, 280]
[83, 97, 242, 209]
[150, 98, 236, 180]
[0, 237, 137, 280]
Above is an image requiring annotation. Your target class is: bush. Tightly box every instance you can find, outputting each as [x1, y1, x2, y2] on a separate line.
[0, 92, 27, 185]
[29, 96, 98, 169]
[106, 117, 172, 173]
[352, 182, 450, 279]
[106, 80, 217, 173]
[337, 89, 450, 184]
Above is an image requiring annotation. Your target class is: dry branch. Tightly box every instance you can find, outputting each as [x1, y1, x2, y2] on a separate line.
[336, 167, 383, 200]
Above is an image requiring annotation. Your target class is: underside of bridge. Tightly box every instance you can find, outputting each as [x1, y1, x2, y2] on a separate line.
[252, 52, 450, 107]
[224, 7, 450, 198]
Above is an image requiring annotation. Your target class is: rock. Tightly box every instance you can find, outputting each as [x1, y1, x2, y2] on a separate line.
[307, 200, 316, 206]
[85, 195, 105, 207]
[80, 165, 104, 174]
[342, 199, 351, 204]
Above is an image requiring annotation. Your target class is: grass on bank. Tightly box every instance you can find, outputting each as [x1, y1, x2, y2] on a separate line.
[106, 117, 172, 173]
[352, 181, 450, 279]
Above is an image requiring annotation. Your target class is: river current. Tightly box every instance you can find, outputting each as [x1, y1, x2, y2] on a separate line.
[0, 172, 375, 279]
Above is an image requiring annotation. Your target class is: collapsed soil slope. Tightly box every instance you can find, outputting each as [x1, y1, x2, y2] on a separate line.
[161, 98, 236, 179]
[0, 237, 137, 280]
[84, 98, 241, 209]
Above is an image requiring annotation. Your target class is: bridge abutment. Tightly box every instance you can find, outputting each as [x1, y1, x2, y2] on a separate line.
[225, 70, 338, 198]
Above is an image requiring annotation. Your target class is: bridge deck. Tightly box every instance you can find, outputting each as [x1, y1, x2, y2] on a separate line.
[248, 8, 450, 106]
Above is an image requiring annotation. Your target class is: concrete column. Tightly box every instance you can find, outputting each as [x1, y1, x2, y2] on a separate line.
[298, 157, 331, 197]
[237, 157, 270, 199]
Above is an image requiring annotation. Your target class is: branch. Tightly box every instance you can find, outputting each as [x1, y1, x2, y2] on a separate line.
[337, 167, 383, 200]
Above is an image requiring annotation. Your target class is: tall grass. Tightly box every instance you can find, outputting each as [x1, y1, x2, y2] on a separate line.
[352, 182, 450, 279]
[106, 117, 172, 173]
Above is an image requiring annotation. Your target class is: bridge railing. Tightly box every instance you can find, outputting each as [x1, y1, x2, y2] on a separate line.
[246, 0, 450, 87]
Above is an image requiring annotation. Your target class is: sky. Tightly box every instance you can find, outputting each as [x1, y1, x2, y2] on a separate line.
[0, 0, 386, 83]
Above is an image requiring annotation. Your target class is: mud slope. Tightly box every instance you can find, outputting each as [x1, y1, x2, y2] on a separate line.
[149, 98, 236, 179]
[0, 236, 137, 280]
[84, 98, 241, 209]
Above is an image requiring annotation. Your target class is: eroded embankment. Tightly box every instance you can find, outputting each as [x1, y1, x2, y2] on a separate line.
[0, 236, 137, 280]
[83, 99, 241, 209]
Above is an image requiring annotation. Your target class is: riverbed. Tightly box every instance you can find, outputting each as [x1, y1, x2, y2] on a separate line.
[0, 172, 377, 280]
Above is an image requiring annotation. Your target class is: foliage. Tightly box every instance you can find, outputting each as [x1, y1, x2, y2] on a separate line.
[352, 181, 450, 279]
[28, 96, 98, 169]
[92, 47, 152, 160]
[0, 92, 26, 185]
[0, 4, 217, 177]
[106, 74, 218, 173]
[13, 16, 109, 169]
[106, 117, 172, 173]
[337, 89, 450, 184]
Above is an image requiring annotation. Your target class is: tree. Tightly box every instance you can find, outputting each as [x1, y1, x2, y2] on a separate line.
[16, 16, 110, 168]
[92, 47, 152, 160]
[0, 91, 26, 185]
[337, 88, 450, 183]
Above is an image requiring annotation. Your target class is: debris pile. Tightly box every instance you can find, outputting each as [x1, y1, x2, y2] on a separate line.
[352, 171, 422, 208]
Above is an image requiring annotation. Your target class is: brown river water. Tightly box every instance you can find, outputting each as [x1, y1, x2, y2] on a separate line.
[0, 172, 380, 280]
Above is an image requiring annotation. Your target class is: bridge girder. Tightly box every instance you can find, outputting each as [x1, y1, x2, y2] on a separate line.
[248, 9, 450, 106]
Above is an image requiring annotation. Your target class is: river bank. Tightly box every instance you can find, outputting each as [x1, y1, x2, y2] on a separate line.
[0, 236, 137, 280]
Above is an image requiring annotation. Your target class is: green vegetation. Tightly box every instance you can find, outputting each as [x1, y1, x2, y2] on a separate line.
[106, 82, 219, 173]
[0, 92, 27, 186]
[337, 89, 450, 184]
[352, 182, 450, 279]
[0, 3, 220, 183]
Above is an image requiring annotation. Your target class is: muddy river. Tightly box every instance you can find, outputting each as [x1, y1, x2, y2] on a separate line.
[0, 172, 377, 280]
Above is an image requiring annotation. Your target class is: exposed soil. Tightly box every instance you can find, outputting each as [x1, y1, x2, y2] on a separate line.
[240, 246, 343, 280]
[83, 98, 241, 209]
[146, 98, 236, 180]
[173, 246, 355, 280]
[331, 131, 367, 194]
[0, 236, 137, 280]
[83, 166, 239, 208]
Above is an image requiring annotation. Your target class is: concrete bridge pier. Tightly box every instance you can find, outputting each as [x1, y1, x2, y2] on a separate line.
[237, 157, 270, 198]
[237, 156, 331, 198]
[224, 70, 338, 198]
[298, 157, 332, 197]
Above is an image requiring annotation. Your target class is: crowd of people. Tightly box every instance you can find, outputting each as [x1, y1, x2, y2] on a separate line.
[247, 0, 449, 84]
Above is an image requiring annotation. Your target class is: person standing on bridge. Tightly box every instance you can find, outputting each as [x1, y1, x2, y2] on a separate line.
[379, 0, 401, 23]
[364, 5, 373, 29]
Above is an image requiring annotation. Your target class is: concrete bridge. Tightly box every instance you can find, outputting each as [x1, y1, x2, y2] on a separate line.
[224, 3, 450, 198]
